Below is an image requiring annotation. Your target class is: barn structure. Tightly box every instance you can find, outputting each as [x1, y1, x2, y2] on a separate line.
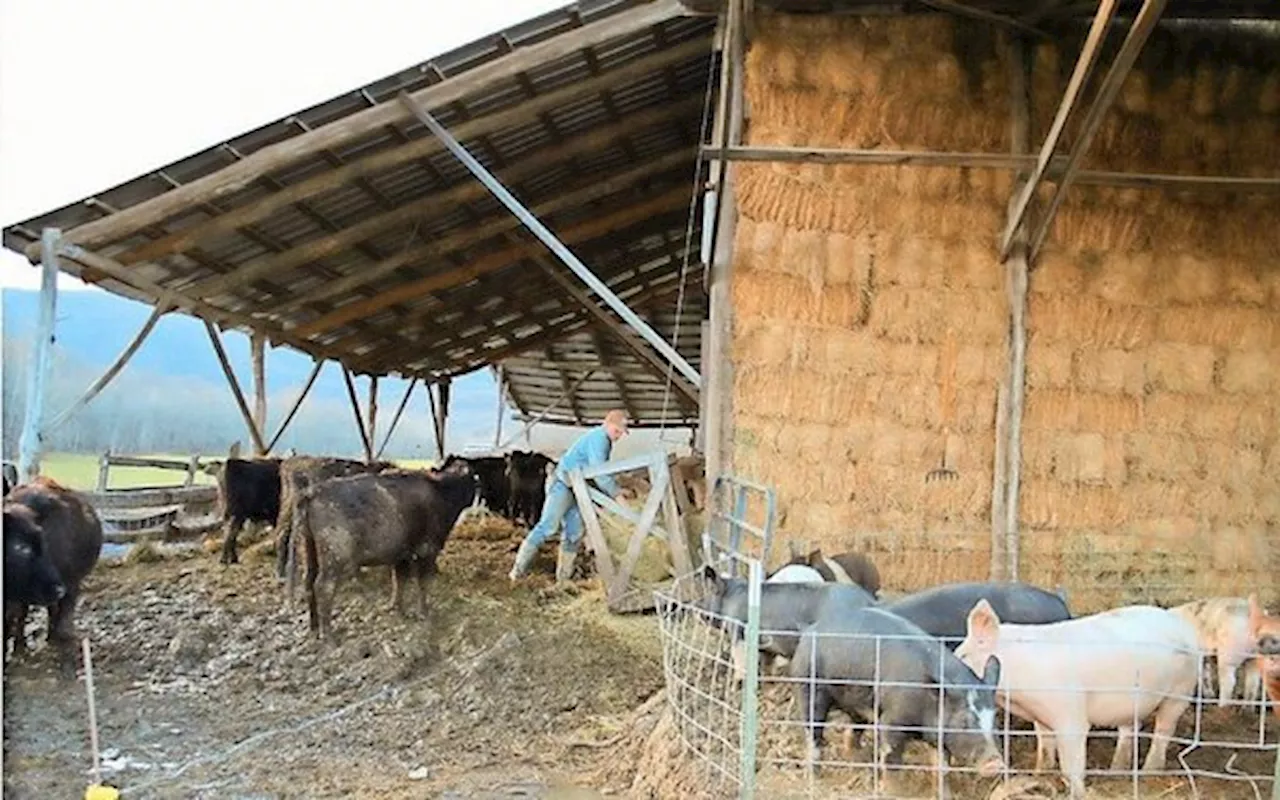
[4, 0, 1278, 609]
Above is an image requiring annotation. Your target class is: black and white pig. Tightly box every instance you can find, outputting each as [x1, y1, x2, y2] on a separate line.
[790, 606, 1005, 796]
[881, 581, 1071, 650]
[690, 564, 876, 683]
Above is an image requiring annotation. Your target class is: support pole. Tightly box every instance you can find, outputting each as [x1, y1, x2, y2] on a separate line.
[251, 332, 267, 455]
[265, 359, 324, 454]
[342, 368, 374, 462]
[375, 377, 417, 460]
[426, 381, 443, 462]
[204, 321, 268, 456]
[399, 91, 702, 389]
[367, 375, 380, 459]
[436, 378, 451, 460]
[47, 300, 172, 432]
[18, 228, 61, 481]
[493, 366, 505, 449]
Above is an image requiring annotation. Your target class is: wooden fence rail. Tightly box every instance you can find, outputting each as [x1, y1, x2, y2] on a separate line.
[96, 451, 210, 492]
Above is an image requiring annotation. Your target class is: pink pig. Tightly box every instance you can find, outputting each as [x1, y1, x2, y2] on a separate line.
[955, 600, 1201, 800]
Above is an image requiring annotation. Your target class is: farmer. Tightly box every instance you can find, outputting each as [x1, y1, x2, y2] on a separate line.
[508, 409, 630, 583]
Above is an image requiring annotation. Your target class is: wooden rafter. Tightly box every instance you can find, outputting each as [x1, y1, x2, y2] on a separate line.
[593, 327, 639, 422]
[25, 0, 688, 261]
[547, 344, 585, 425]
[203, 320, 268, 455]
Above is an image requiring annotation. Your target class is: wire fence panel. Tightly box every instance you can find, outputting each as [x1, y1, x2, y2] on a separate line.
[654, 471, 1280, 800]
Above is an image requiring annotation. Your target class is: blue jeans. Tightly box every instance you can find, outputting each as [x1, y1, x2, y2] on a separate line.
[522, 479, 583, 555]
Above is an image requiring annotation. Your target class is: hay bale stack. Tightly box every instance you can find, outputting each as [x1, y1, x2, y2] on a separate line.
[731, 13, 1008, 587]
[729, 12, 1278, 607]
[1019, 26, 1280, 612]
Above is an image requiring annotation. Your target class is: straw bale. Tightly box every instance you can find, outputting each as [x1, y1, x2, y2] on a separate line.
[1235, 401, 1274, 446]
[1086, 251, 1151, 305]
[1020, 481, 1125, 528]
[1072, 392, 1144, 433]
[880, 236, 941, 289]
[1028, 295, 1156, 350]
[1201, 443, 1265, 493]
[1125, 433, 1202, 481]
[954, 345, 998, 386]
[1158, 306, 1276, 349]
[825, 231, 874, 288]
[1183, 397, 1243, 441]
[1221, 264, 1269, 306]
[1073, 349, 1145, 396]
[1023, 388, 1078, 431]
[736, 319, 800, 368]
[1144, 343, 1216, 394]
[1025, 338, 1073, 389]
[1141, 393, 1190, 433]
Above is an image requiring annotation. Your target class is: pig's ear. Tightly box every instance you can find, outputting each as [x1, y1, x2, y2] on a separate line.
[967, 599, 1001, 641]
[981, 655, 1002, 688]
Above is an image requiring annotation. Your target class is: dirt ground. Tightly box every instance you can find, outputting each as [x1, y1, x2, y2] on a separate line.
[2, 514, 667, 799]
[4, 511, 1277, 799]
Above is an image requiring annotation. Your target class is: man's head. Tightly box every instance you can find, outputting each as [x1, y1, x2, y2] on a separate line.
[603, 409, 629, 442]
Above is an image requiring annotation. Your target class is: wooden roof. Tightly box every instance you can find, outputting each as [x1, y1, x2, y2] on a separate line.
[2, 0, 714, 426]
[678, 0, 1280, 20]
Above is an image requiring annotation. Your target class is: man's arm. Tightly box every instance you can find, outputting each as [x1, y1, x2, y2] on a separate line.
[585, 431, 620, 496]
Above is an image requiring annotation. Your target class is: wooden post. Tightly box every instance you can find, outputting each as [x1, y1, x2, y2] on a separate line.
[251, 332, 267, 455]
[1000, 36, 1033, 583]
[97, 450, 111, 492]
[265, 358, 323, 454]
[375, 377, 418, 460]
[703, 1, 745, 497]
[204, 321, 268, 456]
[367, 375, 379, 459]
[185, 454, 200, 488]
[342, 368, 374, 462]
[493, 366, 505, 449]
[436, 378, 451, 461]
[17, 228, 61, 481]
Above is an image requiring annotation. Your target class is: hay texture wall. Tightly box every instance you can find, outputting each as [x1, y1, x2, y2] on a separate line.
[727, 14, 1279, 609]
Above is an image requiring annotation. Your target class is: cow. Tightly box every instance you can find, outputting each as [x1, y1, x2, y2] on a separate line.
[274, 455, 397, 585]
[215, 457, 283, 565]
[2, 461, 17, 497]
[3, 477, 103, 663]
[442, 455, 510, 519]
[504, 450, 555, 526]
[296, 463, 478, 639]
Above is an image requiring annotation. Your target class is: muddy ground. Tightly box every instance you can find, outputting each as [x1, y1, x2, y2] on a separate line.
[4, 512, 1276, 799]
[3, 514, 666, 799]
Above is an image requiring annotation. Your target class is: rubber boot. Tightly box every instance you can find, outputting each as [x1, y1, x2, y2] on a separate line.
[509, 537, 539, 582]
[555, 547, 578, 584]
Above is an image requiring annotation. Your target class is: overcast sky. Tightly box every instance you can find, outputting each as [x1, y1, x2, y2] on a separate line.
[0, 0, 568, 293]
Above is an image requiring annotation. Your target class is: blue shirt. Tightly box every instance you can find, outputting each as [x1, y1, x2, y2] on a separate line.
[553, 425, 619, 496]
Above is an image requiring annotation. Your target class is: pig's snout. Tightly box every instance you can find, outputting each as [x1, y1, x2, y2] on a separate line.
[976, 754, 1004, 778]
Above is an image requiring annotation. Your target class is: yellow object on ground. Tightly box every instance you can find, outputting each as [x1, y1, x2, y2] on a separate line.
[85, 785, 120, 800]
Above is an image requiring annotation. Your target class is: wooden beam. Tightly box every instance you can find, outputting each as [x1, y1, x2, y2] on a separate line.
[187, 102, 702, 303]
[1028, 0, 1168, 262]
[17, 229, 62, 481]
[593, 327, 639, 422]
[251, 331, 267, 455]
[204, 320, 268, 455]
[291, 185, 692, 337]
[367, 375, 380, 458]
[426, 382, 443, 460]
[998, 0, 1118, 260]
[27, 0, 690, 260]
[403, 93, 703, 390]
[498, 369, 598, 450]
[918, 0, 1050, 38]
[47, 299, 173, 432]
[342, 367, 375, 462]
[547, 345, 584, 425]
[701, 146, 1280, 192]
[435, 378, 451, 460]
[113, 38, 710, 267]
[375, 377, 416, 460]
[492, 366, 506, 449]
[265, 358, 324, 453]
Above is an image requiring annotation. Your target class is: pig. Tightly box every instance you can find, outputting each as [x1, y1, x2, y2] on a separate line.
[789, 606, 1004, 796]
[955, 600, 1200, 799]
[2, 478, 103, 660]
[297, 463, 477, 639]
[1170, 597, 1262, 708]
[1247, 594, 1280, 719]
[787, 548, 882, 597]
[881, 581, 1072, 650]
[766, 563, 826, 584]
[691, 564, 875, 684]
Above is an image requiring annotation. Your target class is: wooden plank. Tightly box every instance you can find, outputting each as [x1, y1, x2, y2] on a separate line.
[104, 455, 197, 471]
[342, 367, 374, 461]
[367, 375, 380, 458]
[999, 0, 1118, 259]
[192, 103, 702, 303]
[1028, 0, 1168, 262]
[85, 485, 218, 510]
[293, 186, 691, 338]
[115, 38, 710, 266]
[17, 229, 61, 481]
[29, 0, 690, 259]
[251, 331, 267, 455]
[204, 320, 269, 455]
[613, 456, 671, 594]
[47, 300, 172, 432]
[570, 468, 618, 595]
[663, 463, 695, 577]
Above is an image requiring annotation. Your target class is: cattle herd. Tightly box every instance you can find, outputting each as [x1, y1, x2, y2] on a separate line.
[692, 550, 1280, 798]
[3, 452, 1280, 797]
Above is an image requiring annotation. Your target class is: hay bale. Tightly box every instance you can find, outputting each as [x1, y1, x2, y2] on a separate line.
[1144, 343, 1216, 394]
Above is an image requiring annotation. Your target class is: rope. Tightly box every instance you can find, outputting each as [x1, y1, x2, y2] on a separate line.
[656, 37, 719, 444]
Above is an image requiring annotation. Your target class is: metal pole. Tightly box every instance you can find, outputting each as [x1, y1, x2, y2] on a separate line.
[18, 228, 61, 481]
[740, 558, 763, 799]
[492, 366, 505, 449]
[399, 92, 701, 389]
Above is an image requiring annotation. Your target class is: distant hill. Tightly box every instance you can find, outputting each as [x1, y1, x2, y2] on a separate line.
[1, 288, 506, 458]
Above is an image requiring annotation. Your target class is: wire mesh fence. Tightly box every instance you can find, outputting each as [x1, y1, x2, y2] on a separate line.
[654, 473, 1280, 800]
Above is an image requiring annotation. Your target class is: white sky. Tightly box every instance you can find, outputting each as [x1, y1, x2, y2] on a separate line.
[0, 0, 568, 293]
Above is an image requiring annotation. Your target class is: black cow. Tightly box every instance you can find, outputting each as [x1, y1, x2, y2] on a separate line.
[297, 462, 478, 639]
[3, 477, 103, 661]
[443, 455, 510, 518]
[504, 450, 555, 526]
[215, 457, 282, 565]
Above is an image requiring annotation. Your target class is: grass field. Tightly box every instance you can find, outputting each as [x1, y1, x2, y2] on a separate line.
[36, 452, 437, 491]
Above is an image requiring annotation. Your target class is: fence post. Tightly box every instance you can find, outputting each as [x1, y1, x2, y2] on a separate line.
[739, 558, 763, 799]
[185, 454, 200, 488]
[97, 451, 111, 492]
